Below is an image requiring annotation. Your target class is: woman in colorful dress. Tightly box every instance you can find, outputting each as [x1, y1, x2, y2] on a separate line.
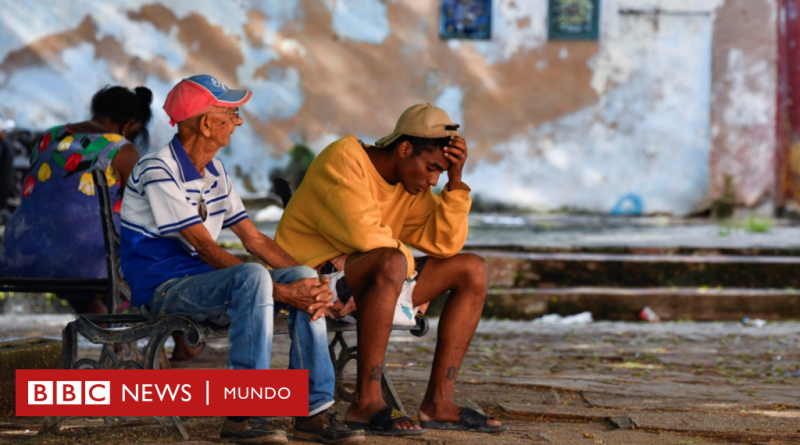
[2, 86, 204, 361]
[0, 86, 152, 315]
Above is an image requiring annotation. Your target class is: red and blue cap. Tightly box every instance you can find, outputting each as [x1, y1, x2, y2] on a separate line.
[163, 74, 252, 126]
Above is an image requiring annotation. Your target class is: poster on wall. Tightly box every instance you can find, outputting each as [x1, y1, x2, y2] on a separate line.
[548, 0, 600, 40]
[439, 0, 492, 40]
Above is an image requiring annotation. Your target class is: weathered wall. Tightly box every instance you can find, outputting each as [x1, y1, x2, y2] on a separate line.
[710, 0, 778, 212]
[0, 0, 779, 215]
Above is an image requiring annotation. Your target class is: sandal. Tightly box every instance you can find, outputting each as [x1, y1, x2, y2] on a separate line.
[420, 407, 508, 433]
[344, 407, 426, 436]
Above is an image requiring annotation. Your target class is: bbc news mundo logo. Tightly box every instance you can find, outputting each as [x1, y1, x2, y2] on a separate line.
[16, 370, 308, 416]
[28, 381, 110, 405]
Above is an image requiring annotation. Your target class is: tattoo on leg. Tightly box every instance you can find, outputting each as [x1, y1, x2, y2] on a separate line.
[446, 366, 458, 381]
[369, 365, 382, 382]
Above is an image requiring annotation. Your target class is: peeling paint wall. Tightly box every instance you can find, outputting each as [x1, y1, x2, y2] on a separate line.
[466, 3, 717, 215]
[0, 0, 779, 215]
[711, 0, 778, 212]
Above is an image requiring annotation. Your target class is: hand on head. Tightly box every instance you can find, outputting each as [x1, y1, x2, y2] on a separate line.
[443, 135, 467, 190]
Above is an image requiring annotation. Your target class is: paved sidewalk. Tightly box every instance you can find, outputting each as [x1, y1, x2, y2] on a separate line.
[1, 316, 799, 444]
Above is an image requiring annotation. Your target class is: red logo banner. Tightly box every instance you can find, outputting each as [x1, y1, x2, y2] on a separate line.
[16, 369, 309, 416]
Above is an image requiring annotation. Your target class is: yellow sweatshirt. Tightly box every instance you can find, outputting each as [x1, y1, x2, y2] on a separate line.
[275, 135, 471, 278]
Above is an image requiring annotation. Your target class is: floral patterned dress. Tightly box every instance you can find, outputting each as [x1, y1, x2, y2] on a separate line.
[0, 126, 130, 287]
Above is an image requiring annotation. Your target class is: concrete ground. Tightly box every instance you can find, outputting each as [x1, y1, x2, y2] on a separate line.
[1, 315, 799, 444]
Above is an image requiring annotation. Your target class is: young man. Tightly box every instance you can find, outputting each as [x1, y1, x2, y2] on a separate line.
[120, 75, 364, 445]
[275, 104, 506, 435]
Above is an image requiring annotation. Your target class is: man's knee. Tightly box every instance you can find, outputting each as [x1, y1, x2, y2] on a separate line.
[286, 265, 318, 281]
[455, 253, 489, 292]
[235, 262, 272, 280]
[234, 263, 274, 304]
[368, 247, 407, 290]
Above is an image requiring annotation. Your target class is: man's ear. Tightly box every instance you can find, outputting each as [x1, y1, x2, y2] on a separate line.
[199, 115, 213, 138]
[397, 141, 413, 159]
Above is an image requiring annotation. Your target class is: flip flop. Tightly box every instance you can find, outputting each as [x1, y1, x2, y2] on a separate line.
[344, 407, 426, 436]
[420, 407, 508, 433]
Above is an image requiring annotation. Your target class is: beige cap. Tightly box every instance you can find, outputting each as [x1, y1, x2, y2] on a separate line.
[375, 103, 460, 147]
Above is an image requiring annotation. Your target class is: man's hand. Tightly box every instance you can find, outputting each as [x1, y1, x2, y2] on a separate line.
[324, 299, 345, 320]
[443, 135, 467, 191]
[274, 276, 334, 321]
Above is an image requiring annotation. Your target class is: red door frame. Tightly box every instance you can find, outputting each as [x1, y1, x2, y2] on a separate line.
[778, 0, 800, 209]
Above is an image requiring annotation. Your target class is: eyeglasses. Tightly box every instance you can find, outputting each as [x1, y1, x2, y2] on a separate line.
[202, 107, 241, 120]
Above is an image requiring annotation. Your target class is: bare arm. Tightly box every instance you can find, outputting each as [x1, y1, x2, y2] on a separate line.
[442, 135, 467, 191]
[180, 223, 243, 270]
[229, 218, 333, 319]
[229, 218, 300, 269]
[111, 144, 140, 189]
[398, 136, 471, 257]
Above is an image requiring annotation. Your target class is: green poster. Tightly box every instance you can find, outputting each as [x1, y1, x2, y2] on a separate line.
[549, 0, 600, 41]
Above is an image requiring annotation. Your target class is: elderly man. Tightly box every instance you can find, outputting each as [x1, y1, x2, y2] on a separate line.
[275, 104, 505, 435]
[120, 75, 364, 445]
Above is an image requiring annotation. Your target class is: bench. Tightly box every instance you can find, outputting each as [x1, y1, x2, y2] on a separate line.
[49, 171, 429, 440]
[0, 169, 128, 313]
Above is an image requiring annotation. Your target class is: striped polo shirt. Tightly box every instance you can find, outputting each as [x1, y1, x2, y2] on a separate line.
[120, 134, 249, 306]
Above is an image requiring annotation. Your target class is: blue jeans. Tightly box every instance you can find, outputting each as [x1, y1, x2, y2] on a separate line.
[149, 263, 335, 415]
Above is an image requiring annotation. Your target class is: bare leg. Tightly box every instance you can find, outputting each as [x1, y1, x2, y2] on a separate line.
[67, 298, 109, 330]
[410, 254, 501, 427]
[342, 248, 419, 430]
[68, 298, 107, 315]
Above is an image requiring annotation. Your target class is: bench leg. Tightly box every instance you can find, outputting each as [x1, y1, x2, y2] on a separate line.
[55, 315, 194, 441]
[380, 363, 405, 413]
[167, 416, 190, 441]
[329, 331, 358, 403]
[61, 323, 78, 369]
[328, 330, 407, 412]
